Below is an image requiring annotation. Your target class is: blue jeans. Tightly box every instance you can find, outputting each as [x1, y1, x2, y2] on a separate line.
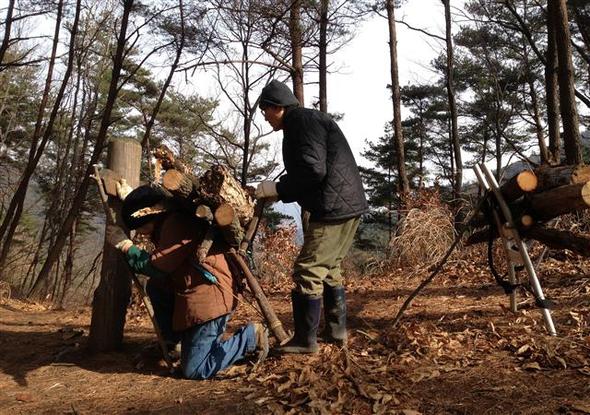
[147, 280, 257, 379]
[181, 314, 257, 380]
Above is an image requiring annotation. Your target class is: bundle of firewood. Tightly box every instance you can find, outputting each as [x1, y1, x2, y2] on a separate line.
[152, 145, 255, 256]
[467, 164, 590, 257]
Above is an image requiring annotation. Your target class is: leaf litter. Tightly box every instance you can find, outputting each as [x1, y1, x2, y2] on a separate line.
[1, 245, 590, 414]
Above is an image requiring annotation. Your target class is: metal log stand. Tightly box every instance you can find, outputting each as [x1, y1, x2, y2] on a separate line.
[474, 164, 557, 336]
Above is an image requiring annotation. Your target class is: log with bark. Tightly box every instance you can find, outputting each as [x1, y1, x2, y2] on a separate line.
[162, 168, 199, 199]
[152, 147, 254, 228]
[152, 144, 191, 174]
[523, 226, 590, 257]
[214, 203, 244, 249]
[467, 164, 590, 258]
[535, 164, 590, 190]
[528, 181, 590, 220]
[198, 165, 254, 226]
[500, 170, 538, 202]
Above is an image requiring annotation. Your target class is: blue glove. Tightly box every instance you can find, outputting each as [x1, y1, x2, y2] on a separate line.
[193, 263, 218, 285]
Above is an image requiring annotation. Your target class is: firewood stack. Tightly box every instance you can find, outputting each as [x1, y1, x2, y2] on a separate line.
[467, 164, 590, 257]
[152, 145, 255, 251]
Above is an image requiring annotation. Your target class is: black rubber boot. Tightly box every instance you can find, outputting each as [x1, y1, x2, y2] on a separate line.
[279, 291, 321, 354]
[321, 283, 347, 346]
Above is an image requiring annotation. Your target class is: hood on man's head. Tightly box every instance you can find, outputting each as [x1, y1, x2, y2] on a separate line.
[122, 185, 170, 230]
[259, 80, 299, 108]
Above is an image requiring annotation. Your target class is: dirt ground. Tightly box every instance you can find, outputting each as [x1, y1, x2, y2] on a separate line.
[1, 246, 590, 415]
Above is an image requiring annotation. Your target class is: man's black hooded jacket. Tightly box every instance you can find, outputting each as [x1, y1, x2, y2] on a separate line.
[275, 106, 368, 222]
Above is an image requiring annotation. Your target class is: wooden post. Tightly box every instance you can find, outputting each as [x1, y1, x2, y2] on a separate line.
[89, 138, 141, 352]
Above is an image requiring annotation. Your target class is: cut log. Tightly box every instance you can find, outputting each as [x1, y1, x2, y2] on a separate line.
[520, 214, 535, 228]
[152, 144, 190, 173]
[528, 181, 590, 220]
[500, 170, 538, 202]
[524, 226, 590, 257]
[214, 203, 236, 227]
[214, 203, 243, 248]
[162, 168, 199, 199]
[535, 164, 590, 191]
[199, 165, 254, 225]
[195, 204, 213, 222]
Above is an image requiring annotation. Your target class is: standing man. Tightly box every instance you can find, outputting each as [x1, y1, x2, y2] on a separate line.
[255, 80, 368, 353]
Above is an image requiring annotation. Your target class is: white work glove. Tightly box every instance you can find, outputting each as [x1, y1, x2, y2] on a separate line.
[116, 178, 134, 201]
[115, 239, 134, 254]
[106, 225, 133, 253]
[255, 181, 278, 201]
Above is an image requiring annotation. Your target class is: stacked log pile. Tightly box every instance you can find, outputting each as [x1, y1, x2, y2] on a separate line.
[467, 164, 590, 257]
[152, 145, 255, 251]
[152, 145, 289, 342]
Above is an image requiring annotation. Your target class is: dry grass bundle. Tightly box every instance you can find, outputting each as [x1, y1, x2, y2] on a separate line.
[389, 189, 456, 270]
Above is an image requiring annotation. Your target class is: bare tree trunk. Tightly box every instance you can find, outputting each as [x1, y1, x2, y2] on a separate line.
[318, 0, 328, 113]
[545, 2, 561, 163]
[442, 0, 462, 197]
[527, 74, 550, 164]
[0, 0, 65, 276]
[552, 0, 582, 164]
[0, 0, 15, 66]
[448, 118, 455, 189]
[386, 0, 409, 195]
[495, 128, 502, 182]
[242, 57, 251, 186]
[30, 0, 132, 298]
[288, 0, 308, 229]
[418, 122, 424, 188]
[521, 13, 549, 165]
[572, 1, 590, 50]
[289, 0, 304, 104]
[58, 224, 76, 309]
[503, 0, 590, 110]
[140, 0, 185, 151]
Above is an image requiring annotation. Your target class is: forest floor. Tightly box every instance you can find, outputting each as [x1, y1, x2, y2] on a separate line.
[1, 246, 590, 415]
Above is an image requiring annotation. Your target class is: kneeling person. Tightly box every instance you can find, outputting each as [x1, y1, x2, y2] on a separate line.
[113, 185, 268, 380]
